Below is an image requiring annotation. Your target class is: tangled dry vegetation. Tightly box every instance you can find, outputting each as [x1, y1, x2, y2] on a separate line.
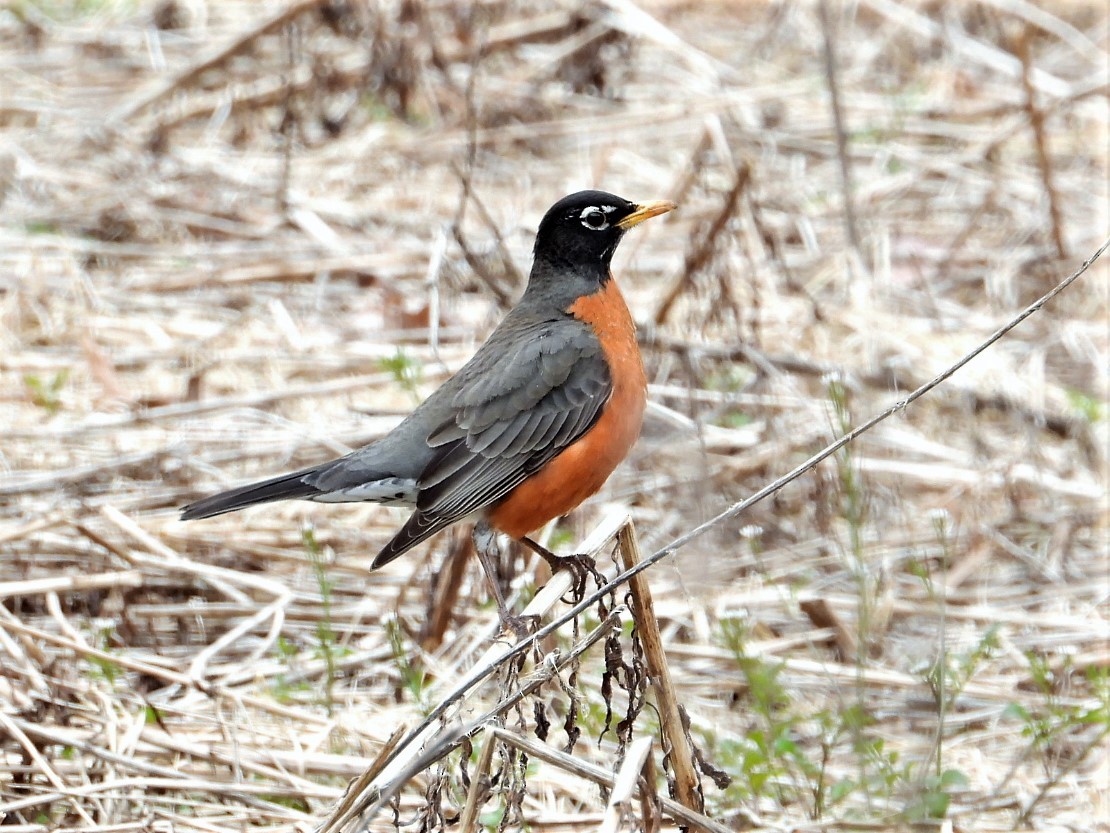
[1, 0, 1107, 831]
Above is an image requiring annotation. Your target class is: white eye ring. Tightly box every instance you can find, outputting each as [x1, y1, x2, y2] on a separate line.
[579, 206, 612, 230]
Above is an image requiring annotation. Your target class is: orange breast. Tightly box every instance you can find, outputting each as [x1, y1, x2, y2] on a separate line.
[486, 278, 647, 539]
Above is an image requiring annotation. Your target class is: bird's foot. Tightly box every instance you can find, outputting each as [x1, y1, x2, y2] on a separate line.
[521, 537, 603, 599]
[497, 609, 540, 641]
[473, 521, 534, 637]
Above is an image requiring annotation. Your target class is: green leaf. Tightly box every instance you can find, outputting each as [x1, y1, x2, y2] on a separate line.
[938, 768, 968, 788]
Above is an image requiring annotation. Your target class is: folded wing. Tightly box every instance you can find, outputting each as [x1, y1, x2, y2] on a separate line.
[373, 320, 611, 566]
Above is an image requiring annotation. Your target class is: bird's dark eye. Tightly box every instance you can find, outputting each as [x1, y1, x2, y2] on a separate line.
[580, 207, 609, 230]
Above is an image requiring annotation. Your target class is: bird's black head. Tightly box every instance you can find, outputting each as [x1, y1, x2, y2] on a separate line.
[530, 190, 675, 283]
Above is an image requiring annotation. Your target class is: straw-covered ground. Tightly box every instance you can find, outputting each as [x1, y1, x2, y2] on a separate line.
[1, 1, 1107, 831]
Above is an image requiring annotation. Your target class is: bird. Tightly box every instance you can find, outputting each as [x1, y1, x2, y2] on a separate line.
[181, 190, 675, 625]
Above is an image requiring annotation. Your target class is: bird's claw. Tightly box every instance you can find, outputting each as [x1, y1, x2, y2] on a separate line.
[498, 611, 540, 641]
[534, 548, 603, 600]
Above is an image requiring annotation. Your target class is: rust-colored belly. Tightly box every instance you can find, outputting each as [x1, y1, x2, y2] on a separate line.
[486, 278, 646, 539]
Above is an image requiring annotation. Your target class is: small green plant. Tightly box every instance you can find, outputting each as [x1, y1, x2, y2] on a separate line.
[302, 527, 342, 714]
[11, 0, 135, 23]
[380, 349, 423, 400]
[1065, 388, 1104, 423]
[1004, 661, 1110, 773]
[826, 378, 866, 569]
[269, 636, 314, 704]
[479, 804, 506, 830]
[270, 673, 313, 705]
[1006, 665, 1109, 824]
[23, 369, 69, 415]
[360, 94, 398, 123]
[705, 365, 753, 393]
[716, 410, 754, 428]
[718, 618, 821, 809]
[386, 617, 427, 707]
[86, 654, 122, 684]
[902, 767, 968, 821]
[825, 376, 882, 668]
[259, 793, 311, 813]
[922, 626, 1000, 714]
[547, 527, 574, 551]
[85, 625, 122, 686]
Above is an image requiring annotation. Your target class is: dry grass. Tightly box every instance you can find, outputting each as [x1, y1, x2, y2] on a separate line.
[1, 0, 1107, 831]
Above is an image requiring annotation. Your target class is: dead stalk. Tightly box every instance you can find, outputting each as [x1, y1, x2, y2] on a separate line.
[458, 728, 498, 833]
[1010, 24, 1069, 260]
[616, 522, 704, 818]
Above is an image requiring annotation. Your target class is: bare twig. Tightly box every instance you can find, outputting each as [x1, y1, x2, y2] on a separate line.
[600, 735, 654, 833]
[817, 0, 863, 259]
[458, 728, 498, 833]
[348, 606, 623, 824]
[617, 523, 704, 817]
[1009, 24, 1068, 260]
[451, 163, 525, 309]
[0, 570, 143, 599]
[654, 163, 750, 325]
[112, 0, 328, 122]
[491, 728, 749, 833]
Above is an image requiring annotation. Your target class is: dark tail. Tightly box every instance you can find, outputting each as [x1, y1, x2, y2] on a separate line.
[180, 467, 322, 520]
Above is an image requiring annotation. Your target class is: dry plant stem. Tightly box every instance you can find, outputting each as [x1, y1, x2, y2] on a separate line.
[420, 529, 471, 651]
[1, 716, 313, 817]
[600, 735, 654, 833]
[0, 513, 66, 545]
[458, 728, 498, 833]
[315, 729, 406, 833]
[1010, 24, 1068, 260]
[277, 23, 298, 218]
[666, 121, 714, 209]
[798, 597, 857, 661]
[0, 776, 325, 819]
[361, 239, 1108, 789]
[2, 617, 196, 688]
[654, 163, 750, 325]
[1016, 723, 1110, 827]
[617, 523, 704, 816]
[817, 0, 862, 258]
[451, 161, 523, 309]
[0, 712, 96, 826]
[0, 570, 142, 599]
[112, 0, 327, 122]
[8, 370, 403, 442]
[98, 505, 292, 682]
[456, 174, 524, 289]
[0, 449, 170, 496]
[639, 738, 663, 833]
[861, 0, 1071, 96]
[490, 728, 746, 833]
[5, 5, 1104, 827]
[643, 330, 1091, 446]
[352, 608, 623, 824]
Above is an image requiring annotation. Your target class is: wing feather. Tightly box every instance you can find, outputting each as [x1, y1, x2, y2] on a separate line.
[373, 317, 612, 567]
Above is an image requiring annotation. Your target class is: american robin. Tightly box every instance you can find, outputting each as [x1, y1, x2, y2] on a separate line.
[182, 190, 675, 623]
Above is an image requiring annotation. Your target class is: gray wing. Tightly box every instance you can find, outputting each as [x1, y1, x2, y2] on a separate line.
[373, 319, 611, 566]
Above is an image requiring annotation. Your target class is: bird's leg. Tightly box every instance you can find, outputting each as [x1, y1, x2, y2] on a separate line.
[520, 535, 603, 599]
[472, 521, 535, 639]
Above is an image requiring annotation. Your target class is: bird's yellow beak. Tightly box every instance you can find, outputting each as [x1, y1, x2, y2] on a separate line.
[617, 199, 677, 229]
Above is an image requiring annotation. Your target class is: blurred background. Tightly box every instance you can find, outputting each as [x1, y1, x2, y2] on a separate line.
[1, 0, 1107, 829]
